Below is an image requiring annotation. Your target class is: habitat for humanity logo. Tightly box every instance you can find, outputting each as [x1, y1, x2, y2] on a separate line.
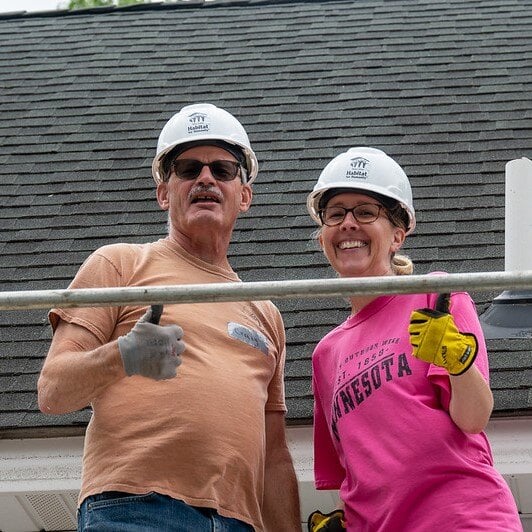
[346, 157, 370, 179]
[187, 112, 211, 134]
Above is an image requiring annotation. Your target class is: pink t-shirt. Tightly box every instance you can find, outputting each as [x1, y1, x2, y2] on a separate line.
[312, 290, 522, 531]
[49, 238, 287, 531]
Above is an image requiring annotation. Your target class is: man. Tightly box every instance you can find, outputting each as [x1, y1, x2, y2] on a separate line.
[38, 103, 301, 531]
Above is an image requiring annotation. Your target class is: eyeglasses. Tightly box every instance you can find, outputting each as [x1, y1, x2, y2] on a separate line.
[172, 159, 242, 182]
[319, 203, 383, 226]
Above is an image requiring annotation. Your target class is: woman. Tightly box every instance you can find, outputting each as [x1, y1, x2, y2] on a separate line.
[306, 147, 522, 531]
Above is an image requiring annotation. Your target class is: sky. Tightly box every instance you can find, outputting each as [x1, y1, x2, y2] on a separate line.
[0, 1, 165, 13]
[0, 0, 64, 12]
[0, 0, 180, 13]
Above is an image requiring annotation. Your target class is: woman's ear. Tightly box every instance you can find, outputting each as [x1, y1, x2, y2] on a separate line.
[391, 226, 406, 252]
[318, 231, 324, 250]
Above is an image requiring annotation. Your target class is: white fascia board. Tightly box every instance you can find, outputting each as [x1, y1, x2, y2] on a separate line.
[287, 417, 532, 518]
[0, 418, 530, 526]
[0, 436, 83, 492]
[288, 417, 532, 477]
[0, 419, 530, 491]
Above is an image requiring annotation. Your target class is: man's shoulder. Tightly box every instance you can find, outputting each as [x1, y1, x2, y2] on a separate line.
[92, 241, 157, 260]
[78, 241, 161, 277]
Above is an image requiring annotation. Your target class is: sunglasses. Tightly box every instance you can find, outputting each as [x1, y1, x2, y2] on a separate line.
[172, 159, 243, 182]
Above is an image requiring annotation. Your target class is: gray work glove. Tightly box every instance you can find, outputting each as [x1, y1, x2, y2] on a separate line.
[118, 306, 184, 380]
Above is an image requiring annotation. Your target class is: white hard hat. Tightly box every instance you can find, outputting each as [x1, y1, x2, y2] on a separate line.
[151, 103, 259, 185]
[307, 147, 416, 234]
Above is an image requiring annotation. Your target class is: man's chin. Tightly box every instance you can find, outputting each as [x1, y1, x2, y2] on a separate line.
[187, 208, 225, 226]
[188, 203, 221, 217]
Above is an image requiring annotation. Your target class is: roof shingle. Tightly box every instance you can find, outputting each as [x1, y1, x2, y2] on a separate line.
[0, 0, 531, 434]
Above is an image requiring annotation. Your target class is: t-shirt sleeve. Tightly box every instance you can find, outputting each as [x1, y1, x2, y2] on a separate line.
[264, 303, 288, 412]
[48, 245, 129, 343]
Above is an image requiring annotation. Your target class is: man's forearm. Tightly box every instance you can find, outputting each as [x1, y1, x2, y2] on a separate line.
[38, 321, 125, 414]
[263, 447, 301, 531]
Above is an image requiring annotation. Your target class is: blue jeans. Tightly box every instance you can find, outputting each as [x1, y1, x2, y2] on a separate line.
[78, 491, 254, 531]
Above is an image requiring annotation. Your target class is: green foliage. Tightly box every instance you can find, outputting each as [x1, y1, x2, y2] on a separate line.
[66, 0, 147, 9]
[67, 0, 112, 7]
[117, 0, 148, 5]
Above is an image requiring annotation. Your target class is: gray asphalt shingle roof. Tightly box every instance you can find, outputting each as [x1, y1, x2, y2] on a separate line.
[0, 0, 531, 436]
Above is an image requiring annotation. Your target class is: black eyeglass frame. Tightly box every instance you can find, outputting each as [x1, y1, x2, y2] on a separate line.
[171, 159, 244, 183]
[318, 203, 385, 227]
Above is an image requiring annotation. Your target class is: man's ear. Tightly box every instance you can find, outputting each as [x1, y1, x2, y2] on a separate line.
[156, 182, 169, 211]
[239, 184, 253, 213]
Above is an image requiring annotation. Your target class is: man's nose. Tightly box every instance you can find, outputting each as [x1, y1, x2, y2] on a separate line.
[196, 163, 217, 184]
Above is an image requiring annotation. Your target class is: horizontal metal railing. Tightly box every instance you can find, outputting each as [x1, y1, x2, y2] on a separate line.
[1, 270, 532, 310]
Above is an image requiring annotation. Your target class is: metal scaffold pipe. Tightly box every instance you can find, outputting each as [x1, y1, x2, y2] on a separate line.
[1, 271, 532, 311]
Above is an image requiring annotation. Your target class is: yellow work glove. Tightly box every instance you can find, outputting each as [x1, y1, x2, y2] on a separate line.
[308, 509, 346, 532]
[409, 297, 478, 376]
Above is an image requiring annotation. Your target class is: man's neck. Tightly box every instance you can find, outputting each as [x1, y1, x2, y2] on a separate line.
[168, 231, 232, 269]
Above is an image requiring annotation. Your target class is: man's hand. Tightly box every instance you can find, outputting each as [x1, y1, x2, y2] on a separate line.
[409, 298, 478, 376]
[118, 305, 184, 380]
[308, 509, 345, 532]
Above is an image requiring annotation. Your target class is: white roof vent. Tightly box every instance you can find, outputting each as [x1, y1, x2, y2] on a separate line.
[480, 157, 532, 338]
